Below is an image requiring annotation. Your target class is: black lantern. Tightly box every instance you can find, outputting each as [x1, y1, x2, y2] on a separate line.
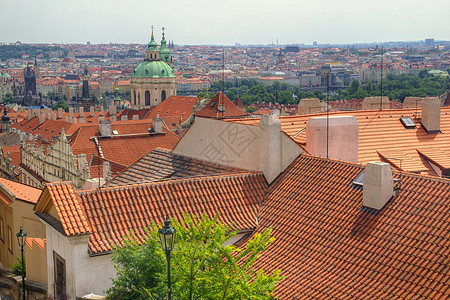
[16, 227, 26, 300]
[16, 227, 26, 247]
[158, 218, 176, 300]
[158, 218, 176, 252]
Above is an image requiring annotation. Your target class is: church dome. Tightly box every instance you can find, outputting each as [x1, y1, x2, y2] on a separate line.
[131, 61, 175, 79]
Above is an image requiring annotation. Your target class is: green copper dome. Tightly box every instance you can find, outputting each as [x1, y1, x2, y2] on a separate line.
[131, 61, 175, 78]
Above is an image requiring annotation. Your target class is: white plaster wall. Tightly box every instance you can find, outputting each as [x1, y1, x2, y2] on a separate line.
[73, 245, 116, 296]
[45, 224, 77, 300]
[173, 116, 302, 183]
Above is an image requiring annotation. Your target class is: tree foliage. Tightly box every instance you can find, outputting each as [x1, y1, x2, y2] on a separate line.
[107, 214, 280, 300]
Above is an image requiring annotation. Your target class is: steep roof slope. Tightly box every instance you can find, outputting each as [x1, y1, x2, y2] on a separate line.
[36, 172, 267, 254]
[252, 154, 450, 299]
[194, 92, 250, 119]
[105, 147, 248, 187]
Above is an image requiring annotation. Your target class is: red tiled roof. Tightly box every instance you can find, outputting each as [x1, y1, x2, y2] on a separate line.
[146, 96, 200, 130]
[252, 154, 450, 299]
[1, 145, 21, 167]
[45, 182, 91, 236]
[38, 172, 267, 254]
[0, 177, 42, 204]
[69, 120, 180, 166]
[194, 92, 250, 119]
[227, 107, 450, 175]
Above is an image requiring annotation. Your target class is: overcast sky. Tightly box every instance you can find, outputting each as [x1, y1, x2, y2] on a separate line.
[1, 0, 449, 45]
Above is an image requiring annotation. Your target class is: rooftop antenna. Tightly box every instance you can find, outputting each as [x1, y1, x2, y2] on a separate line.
[221, 48, 225, 120]
[326, 71, 330, 158]
[380, 45, 384, 110]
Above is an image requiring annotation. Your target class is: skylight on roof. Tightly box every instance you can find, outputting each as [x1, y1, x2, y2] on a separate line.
[400, 117, 416, 128]
[352, 171, 364, 186]
[112, 130, 118, 135]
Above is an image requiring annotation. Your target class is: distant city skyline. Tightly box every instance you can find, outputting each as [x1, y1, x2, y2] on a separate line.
[1, 0, 449, 45]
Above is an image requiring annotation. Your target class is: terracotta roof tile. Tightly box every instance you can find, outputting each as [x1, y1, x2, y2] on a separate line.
[251, 154, 450, 299]
[45, 182, 91, 236]
[0, 177, 42, 204]
[194, 92, 250, 119]
[227, 107, 450, 175]
[42, 172, 266, 254]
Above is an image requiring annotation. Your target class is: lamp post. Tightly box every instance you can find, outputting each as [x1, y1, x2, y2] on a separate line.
[158, 218, 176, 300]
[16, 227, 26, 300]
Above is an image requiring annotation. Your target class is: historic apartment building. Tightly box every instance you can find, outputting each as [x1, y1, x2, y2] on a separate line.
[20, 129, 91, 190]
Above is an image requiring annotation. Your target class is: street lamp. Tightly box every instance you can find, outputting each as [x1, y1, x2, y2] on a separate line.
[16, 227, 26, 300]
[158, 218, 176, 300]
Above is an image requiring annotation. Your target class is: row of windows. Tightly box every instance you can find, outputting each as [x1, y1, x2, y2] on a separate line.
[132, 90, 167, 106]
[0, 216, 13, 253]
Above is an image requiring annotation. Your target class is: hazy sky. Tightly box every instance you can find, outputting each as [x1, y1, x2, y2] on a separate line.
[1, 0, 449, 45]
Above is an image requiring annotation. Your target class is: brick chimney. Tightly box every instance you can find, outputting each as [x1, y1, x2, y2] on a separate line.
[363, 162, 394, 210]
[306, 115, 359, 163]
[421, 97, 441, 133]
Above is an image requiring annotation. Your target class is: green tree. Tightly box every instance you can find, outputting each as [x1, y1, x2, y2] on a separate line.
[225, 90, 236, 101]
[52, 100, 69, 112]
[3, 92, 14, 103]
[108, 214, 280, 300]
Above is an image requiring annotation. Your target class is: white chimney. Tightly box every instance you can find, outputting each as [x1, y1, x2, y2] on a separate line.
[121, 115, 128, 121]
[100, 106, 105, 116]
[153, 115, 163, 133]
[363, 162, 394, 210]
[109, 105, 115, 116]
[259, 114, 282, 184]
[27, 109, 33, 120]
[102, 161, 111, 181]
[421, 97, 441, 133]
[64, 116, 69, 123]
[306, 115, 358, 163]
[110, 116, 117, 122]
[90, 106, 95, 117]
[58, 108, 63, 119]
[77, 153, 87, 171]
[79, 107, 84, 117]
[72, 117, 77, 124]
[298, 98, 322, 115]
[132, 114, 139, 120]
[99, 120, 112, 137]
[38, 113, 46, 124]
[69, 107, 74, 118]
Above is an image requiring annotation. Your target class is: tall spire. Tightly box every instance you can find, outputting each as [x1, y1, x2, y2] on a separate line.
[159, 26, 172, 64]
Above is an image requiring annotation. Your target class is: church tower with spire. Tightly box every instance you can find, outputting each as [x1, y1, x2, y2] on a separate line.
[130, 26, 176, 109]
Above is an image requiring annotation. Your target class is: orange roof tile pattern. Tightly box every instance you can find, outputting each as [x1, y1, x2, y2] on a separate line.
[0, 177, 42, 204]
[145, 96, 200, 130]
[252, 154, 450, 299]
[45, 182, 91, 236]
[68, 120, 180, 167]
[41, 172, 267, 254]
[98, 132, 180, 166]
[228, 107, 450, 175]
[194, 92, 250, 119]
[105, 147, 248, 187]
